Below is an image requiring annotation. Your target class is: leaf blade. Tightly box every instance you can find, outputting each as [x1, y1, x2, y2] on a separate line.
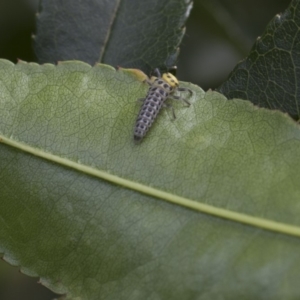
[217, 0, 300, 117]
[1, 59, 300, 299]
[2, 133, 300, 239]
[34, 0, 193, 73]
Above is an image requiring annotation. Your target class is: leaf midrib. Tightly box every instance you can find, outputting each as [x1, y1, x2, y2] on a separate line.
[2, 133, 300, 238]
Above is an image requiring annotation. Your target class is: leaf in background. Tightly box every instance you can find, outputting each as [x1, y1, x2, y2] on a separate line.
[34, 0, 193, 74]
[1, 59, 300, 299]
[217, 0, 300, 118]
[34, 0, 120, 66]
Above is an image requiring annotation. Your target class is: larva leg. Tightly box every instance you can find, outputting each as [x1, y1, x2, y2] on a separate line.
[169, 95, 191, 106]
[177, 87, 194, 96]
[163, 103, 176, 119]
[153, 68, 161, 78]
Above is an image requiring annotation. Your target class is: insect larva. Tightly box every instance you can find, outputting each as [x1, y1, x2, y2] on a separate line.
[134, 68, 193, 142]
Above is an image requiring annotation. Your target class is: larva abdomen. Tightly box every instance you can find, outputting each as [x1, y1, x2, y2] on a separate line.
[134, 87, 167, 141]
[133, 69, 192, 142]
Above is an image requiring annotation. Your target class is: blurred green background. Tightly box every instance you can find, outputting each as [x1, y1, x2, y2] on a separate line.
[0, 0, 291, 299]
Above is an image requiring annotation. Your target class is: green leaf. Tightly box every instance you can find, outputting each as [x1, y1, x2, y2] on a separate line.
[34, 0, 120, 65]
[34, 0, 192, 73]
[217, 0, 300, 118]
[1, 59, 300, 299]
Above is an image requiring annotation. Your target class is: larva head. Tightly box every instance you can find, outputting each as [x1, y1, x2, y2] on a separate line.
[162, 73, 179, 88]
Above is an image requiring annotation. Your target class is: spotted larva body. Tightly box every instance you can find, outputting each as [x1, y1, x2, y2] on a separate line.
[134, 68, 193, 142]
